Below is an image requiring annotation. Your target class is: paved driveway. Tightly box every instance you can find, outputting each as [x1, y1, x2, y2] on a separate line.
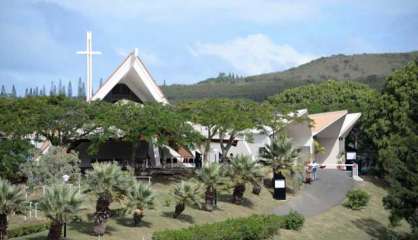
[272, 169, 354, 217]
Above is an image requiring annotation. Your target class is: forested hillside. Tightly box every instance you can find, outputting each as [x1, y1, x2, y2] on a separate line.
[162, 51, 418, 102]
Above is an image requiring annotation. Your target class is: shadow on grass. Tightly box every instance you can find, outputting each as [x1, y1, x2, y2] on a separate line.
[352, 217, 399, 240]
[69, 221, 117, 236]
[114, 217, 153, 228]
[161, 211, 194, 224]
[217, 193, 255, 209]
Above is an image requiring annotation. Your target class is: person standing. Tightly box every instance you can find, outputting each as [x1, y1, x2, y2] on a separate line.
[312, 161, 319, 181]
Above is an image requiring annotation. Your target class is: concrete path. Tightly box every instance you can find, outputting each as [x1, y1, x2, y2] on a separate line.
[272, 169, 354, 217]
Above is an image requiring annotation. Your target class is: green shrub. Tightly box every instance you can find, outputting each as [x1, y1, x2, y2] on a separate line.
[153, 215, 286, 240]
[7, 221, 50, 238]
[343, 189, 370, 210]
[285, 211, 305, 231]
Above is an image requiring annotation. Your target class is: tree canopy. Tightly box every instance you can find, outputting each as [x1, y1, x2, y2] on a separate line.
[178, 98, 260, 160]
[268, 80, 378, 114]
[363, 62, 418, 235]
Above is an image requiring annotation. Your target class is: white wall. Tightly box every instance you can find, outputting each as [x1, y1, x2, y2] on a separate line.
[314, 116, 346, 166]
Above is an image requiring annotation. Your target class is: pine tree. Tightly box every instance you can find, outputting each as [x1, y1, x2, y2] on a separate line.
[50, 81, 54, 96]
[80, 80, 86, 99]
[58, 79, 63, 95]
[0, 85, 6, 96]
[11, 85, 16, 98]
[77, 77, 83, 98]
[67, 81, 72, 98]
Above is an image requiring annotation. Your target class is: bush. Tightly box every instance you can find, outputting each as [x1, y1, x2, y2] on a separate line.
[7, 221, 50, 238]
[285, 211, 305, 231]
[153, 215, 286, 240]
[343, 189, 370, 210]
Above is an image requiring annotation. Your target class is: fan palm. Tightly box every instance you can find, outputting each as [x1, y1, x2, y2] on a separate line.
[194, 163, 225, 211]
[126, 182, 154, 225]
[86, 162, 133, 234]
[39, 184, 82, 240]
[172, 181, 202, 218]
[261, 135, 299, 177]
[0, 178, 25, 240]
[226, 155, 264, 204]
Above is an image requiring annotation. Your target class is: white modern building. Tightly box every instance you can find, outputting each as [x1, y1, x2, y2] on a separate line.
[310, 110, 361, 166]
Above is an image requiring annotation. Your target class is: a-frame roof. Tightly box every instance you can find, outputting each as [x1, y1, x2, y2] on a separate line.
[309, 110, 348, 135]
[92, 50, 168, 104]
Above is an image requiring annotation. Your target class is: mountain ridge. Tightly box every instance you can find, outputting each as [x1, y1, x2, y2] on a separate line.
[162, 50, 418, 102]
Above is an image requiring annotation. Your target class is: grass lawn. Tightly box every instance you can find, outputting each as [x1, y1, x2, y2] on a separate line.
[276, 176, 411, 240]
[11, 175, 286, 240]
[10, 175, 410, 240]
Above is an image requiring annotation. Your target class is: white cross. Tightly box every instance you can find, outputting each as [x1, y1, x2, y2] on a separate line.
[76, 31, 101, 102]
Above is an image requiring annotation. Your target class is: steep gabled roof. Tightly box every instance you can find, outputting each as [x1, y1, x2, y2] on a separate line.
[92, 50, 168, 104]
[339, 113, 361, 137]
[309, 110, 348, 135]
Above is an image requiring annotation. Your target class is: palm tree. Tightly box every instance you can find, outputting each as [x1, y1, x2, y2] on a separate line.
[226, 155, 264, 204]
[172, 181, 201, 218]
[86, 162, 133, 234]
[39, 184, 82, 240]
[194, 163, 225, 211]
[260, 135, 299, 178]
[0, 178, 25, 240]
[126, 182, 154, 225]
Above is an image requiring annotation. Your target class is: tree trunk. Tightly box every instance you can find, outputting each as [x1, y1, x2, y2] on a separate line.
[204, 187, 215, 211]
[220, 132, 235, 162]
[252, 183, 261, 195]
[132, 209, 144, 226]
[0, 213, 8, 240]
[94, 195, 112, 233]
[47, 221, 62, 240]
[130, 142, 139, 171]
[173, 203, 185, 218]
[232, 183, 246, 204]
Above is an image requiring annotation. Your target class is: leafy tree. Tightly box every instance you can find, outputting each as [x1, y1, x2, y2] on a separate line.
[0, 138, 32, 182]
[0, 178, 25, 240]
[268, 80, 377, 114]
[93, 102, 201, 169]
[25, 96, 101, 146]
[126, 182, 154, 225]
[225, 155, 263, 204]
[178, 98, 258, 161]
[172, 181, 202, 218]
[85, 162, 134, 232]
[39, 184, 82, 240]
[195, 163, 225, 211]
[21, 146, 80, 187]
[364, 62, 418, 236]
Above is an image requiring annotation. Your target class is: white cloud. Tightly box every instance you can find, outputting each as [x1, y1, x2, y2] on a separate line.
[190, 34, 316, 75]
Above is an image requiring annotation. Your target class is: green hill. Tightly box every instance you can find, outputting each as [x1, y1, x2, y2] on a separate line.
[162, 51, 418, 102]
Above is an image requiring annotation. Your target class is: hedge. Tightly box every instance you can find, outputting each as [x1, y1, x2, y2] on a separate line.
[7, 221, 50, 238]
[153, 214, 288, 240]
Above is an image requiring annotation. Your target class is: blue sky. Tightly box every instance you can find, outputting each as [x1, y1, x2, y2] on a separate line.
[0, 0, 417, 95]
